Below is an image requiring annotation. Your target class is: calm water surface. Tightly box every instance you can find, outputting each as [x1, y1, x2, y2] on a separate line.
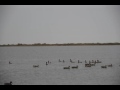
[0, 46, 120, 85]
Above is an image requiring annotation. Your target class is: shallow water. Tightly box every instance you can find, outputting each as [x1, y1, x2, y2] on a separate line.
[0, 46, 120, 85]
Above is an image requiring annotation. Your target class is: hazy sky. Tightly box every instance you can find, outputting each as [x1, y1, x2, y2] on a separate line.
[0, 5, 120, 44]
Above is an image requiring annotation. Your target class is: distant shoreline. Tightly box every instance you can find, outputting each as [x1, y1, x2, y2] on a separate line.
[0, 43, 120, 47]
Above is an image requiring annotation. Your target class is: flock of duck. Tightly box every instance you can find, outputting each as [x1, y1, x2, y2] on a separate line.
[32, 59, 113, 70]
[60, 59, 113, 70]
[4, 59, 115, 85]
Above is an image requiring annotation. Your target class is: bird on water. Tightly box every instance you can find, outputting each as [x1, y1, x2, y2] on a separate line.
[4, 81, 12, 85]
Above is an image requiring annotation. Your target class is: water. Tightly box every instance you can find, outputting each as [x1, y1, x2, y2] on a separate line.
[0, 45, 120, 85]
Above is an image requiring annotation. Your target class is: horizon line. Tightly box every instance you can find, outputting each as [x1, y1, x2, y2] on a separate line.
[0, 42, 120, 45]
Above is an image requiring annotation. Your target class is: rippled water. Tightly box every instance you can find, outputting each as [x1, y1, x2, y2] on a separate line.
[0, 46, 120, 85]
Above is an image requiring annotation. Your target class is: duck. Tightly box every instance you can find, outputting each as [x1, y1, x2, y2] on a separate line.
[4, 81, 12, 85]
[70, 59, 75, 63]
[46, 62, 48, 66]
[101, 65, 107, 68]
[63, 66, 70, 70]
[85, 64, 91, 67]
[9, 61, 12, 64]
[89, 61, 91, 64]
[33, 65, 39, 68]
[108, 64, 112, 67]
[71, 65, 78, 69]
[78, 60, 82, 63]
[59, 59, 62, 62]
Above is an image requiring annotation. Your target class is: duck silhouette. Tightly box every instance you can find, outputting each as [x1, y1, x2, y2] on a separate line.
[4, 81, 12, 85]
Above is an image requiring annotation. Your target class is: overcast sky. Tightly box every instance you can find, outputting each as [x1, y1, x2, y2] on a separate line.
[0, 5, 120, 44]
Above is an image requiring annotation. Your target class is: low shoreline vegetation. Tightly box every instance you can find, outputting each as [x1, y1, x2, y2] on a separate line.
[0, 43, 120, 46]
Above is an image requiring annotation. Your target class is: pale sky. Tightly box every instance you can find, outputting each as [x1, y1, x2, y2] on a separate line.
[0, 5, 120, 44]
